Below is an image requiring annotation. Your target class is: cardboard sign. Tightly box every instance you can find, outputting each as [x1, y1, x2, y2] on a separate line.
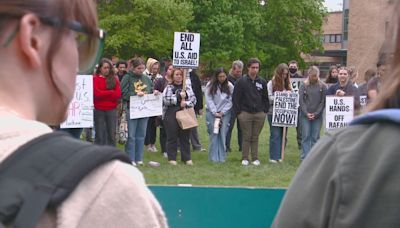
[325, 96, 354, 129]
[290, 78, 305, 93]
[272, 92, 299, 127]
[173, 32, 200, 68]
[129, 94, 162, 119]
[61, 75, 93, 128]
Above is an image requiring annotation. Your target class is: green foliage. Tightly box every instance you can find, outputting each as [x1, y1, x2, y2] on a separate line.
[97, 0, 326, 75]
[97, 0, 193, 59]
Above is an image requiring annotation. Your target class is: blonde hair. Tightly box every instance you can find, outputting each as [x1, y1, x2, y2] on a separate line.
[304, 66, 320, 86]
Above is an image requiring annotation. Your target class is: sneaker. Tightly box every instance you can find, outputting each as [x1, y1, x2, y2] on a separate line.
[163, 152, 168, 158]
[151, 145, 158, 152]
[241, 160, 249, 166]
[252, 160, 261, 166]
[131, 161, 137, 166]
[137, 161, 144, 166]
[186, 160, 193, 166]
[269, 159, 278, 164]
[278, 159, 283, 163]
[169, 160, 177, 165]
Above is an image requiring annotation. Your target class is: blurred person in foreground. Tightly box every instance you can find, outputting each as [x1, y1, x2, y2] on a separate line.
[272, 3, 400, 227]
[0, 0, 167, 227]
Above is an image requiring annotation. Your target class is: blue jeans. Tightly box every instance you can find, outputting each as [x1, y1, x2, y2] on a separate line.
[267, 114, 287, 160]
[300, 113, 323, 160]
[125, 111, 148, 162]
[206, 111, 231, 162]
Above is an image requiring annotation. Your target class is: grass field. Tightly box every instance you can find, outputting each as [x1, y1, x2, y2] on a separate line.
[128, 115, 302, 188]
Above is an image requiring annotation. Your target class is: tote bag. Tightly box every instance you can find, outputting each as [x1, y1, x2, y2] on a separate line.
[176, 107, 198, 130]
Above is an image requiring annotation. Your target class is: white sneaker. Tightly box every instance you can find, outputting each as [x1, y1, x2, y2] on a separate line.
[269, 159, 278, 164]
[151, 145, 158, 152]
[169, 160, 177, 165]
[163, 152, 168, 158]
[137, 161, 144, 166]
[252, 160, 261, 166]
[131, 161, 137, 166]
[186, 160, 193, 166]
[241, 160, 249, 166]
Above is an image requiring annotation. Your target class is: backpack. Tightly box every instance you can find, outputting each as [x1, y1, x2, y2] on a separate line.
[0, 132, 131, 228]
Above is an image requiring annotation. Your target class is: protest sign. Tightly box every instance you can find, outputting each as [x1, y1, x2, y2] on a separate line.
[325, 96, 354, 129]
[290, 78, 305, 93]
[360, 95, 367, 108]
[61, 75, 93, 128]
[272, 92, 299, 127]
[173, 32, 200, 68]
[129, 94, 162, 119]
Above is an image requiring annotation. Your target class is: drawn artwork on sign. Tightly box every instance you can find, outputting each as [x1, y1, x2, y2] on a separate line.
[173, 32, 200, 68]
[325, 96, 354, 130]
[129, 94, 163, 119]
[61, 75, 93, 128]
[272, 92, 299, 127]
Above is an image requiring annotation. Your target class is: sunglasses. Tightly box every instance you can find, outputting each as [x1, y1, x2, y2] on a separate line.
[2, 15, 105, 74]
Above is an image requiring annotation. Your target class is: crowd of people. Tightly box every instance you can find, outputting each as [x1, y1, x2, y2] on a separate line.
[65, 54, 387, 167]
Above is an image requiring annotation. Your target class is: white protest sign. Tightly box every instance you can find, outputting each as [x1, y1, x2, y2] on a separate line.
[360, 95, 367, 107]
[272, 92, 299, 127]
[61, 75, 93, 128]
[325, 96, 354, 129]
[129, 94, 162, 119]
[173, 32, 200, 68]
[290, 78, 305, 93]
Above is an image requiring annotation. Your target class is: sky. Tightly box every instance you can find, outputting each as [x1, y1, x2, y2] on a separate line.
[324, 0, 343, 12]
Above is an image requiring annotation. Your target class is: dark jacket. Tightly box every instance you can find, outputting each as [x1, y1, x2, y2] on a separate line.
[232, 75, 269, 114]
[327, 81, 360, 110]
[272, 109, 400, 228]
[189, 71, 203, 113]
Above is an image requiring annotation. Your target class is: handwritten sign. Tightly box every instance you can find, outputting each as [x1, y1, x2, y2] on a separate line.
[173, 32, 200, 68]
[129, 94, 162, 119]
[272, 92, 299, 127]
[290, 78, 305, 93]
[325, 96, 354, 130]
[61, 75, 93, 128]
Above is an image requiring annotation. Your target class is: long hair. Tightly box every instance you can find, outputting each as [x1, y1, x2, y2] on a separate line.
[325, 65, 338, 83]
[208, 67, 231, 97]
[367, 2, 400, 111]
[304, 66, 320, 86]
[96, 58, 116, 90]
[272, 63, 291, 92]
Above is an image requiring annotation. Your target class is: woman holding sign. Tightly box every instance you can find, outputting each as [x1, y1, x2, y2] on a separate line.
[93, 58, 121, 146]
[163, 68, 196, 165]
[205, 68, 234, 162]
[298, 66, 327, 160]
[267, 63, 292, 163]
[121, 58, 156, 166]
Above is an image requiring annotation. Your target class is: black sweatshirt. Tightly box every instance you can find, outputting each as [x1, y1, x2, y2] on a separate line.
[232, 75, 269, 114]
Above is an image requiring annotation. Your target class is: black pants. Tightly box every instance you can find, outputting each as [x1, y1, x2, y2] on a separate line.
[164, 107, 191, 162]
[145, 116, 157, 145]
[226, 112, 243, 151]
[94, 109, 117, 146]
[159, 119, 167, 153]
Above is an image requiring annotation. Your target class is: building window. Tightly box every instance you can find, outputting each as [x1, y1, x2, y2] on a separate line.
[323, 34, 342, 43]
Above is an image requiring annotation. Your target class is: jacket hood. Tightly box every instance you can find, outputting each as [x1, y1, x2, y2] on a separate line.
[146, 58, 159, 73]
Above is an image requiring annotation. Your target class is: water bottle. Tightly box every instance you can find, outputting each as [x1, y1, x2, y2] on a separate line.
[213, 117, 221, 134]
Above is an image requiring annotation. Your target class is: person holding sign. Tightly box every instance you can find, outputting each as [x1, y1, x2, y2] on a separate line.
[0, 0, 167, 227]
[121, 58, 155, 165]
[298, 66, 327, 160]
[205, 68, 234, 163]
[163, 68, 196, 165]
[273, 3, 400, 227]
[93, 58, 121, 146]
[233, 58, 269, 166]
[267, 63, 292, 163]
[326, 67, 360, 111]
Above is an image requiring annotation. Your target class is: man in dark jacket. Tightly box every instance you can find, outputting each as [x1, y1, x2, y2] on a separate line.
[189, 69, 205, 151]
[233, 58, 269, 166]
[226, 60, 244, 152]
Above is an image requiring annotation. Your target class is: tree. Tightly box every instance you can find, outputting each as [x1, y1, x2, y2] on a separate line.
[97, 0, 193, 60]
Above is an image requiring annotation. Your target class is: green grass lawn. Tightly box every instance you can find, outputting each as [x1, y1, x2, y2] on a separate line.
[129, 115, 302, 188]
